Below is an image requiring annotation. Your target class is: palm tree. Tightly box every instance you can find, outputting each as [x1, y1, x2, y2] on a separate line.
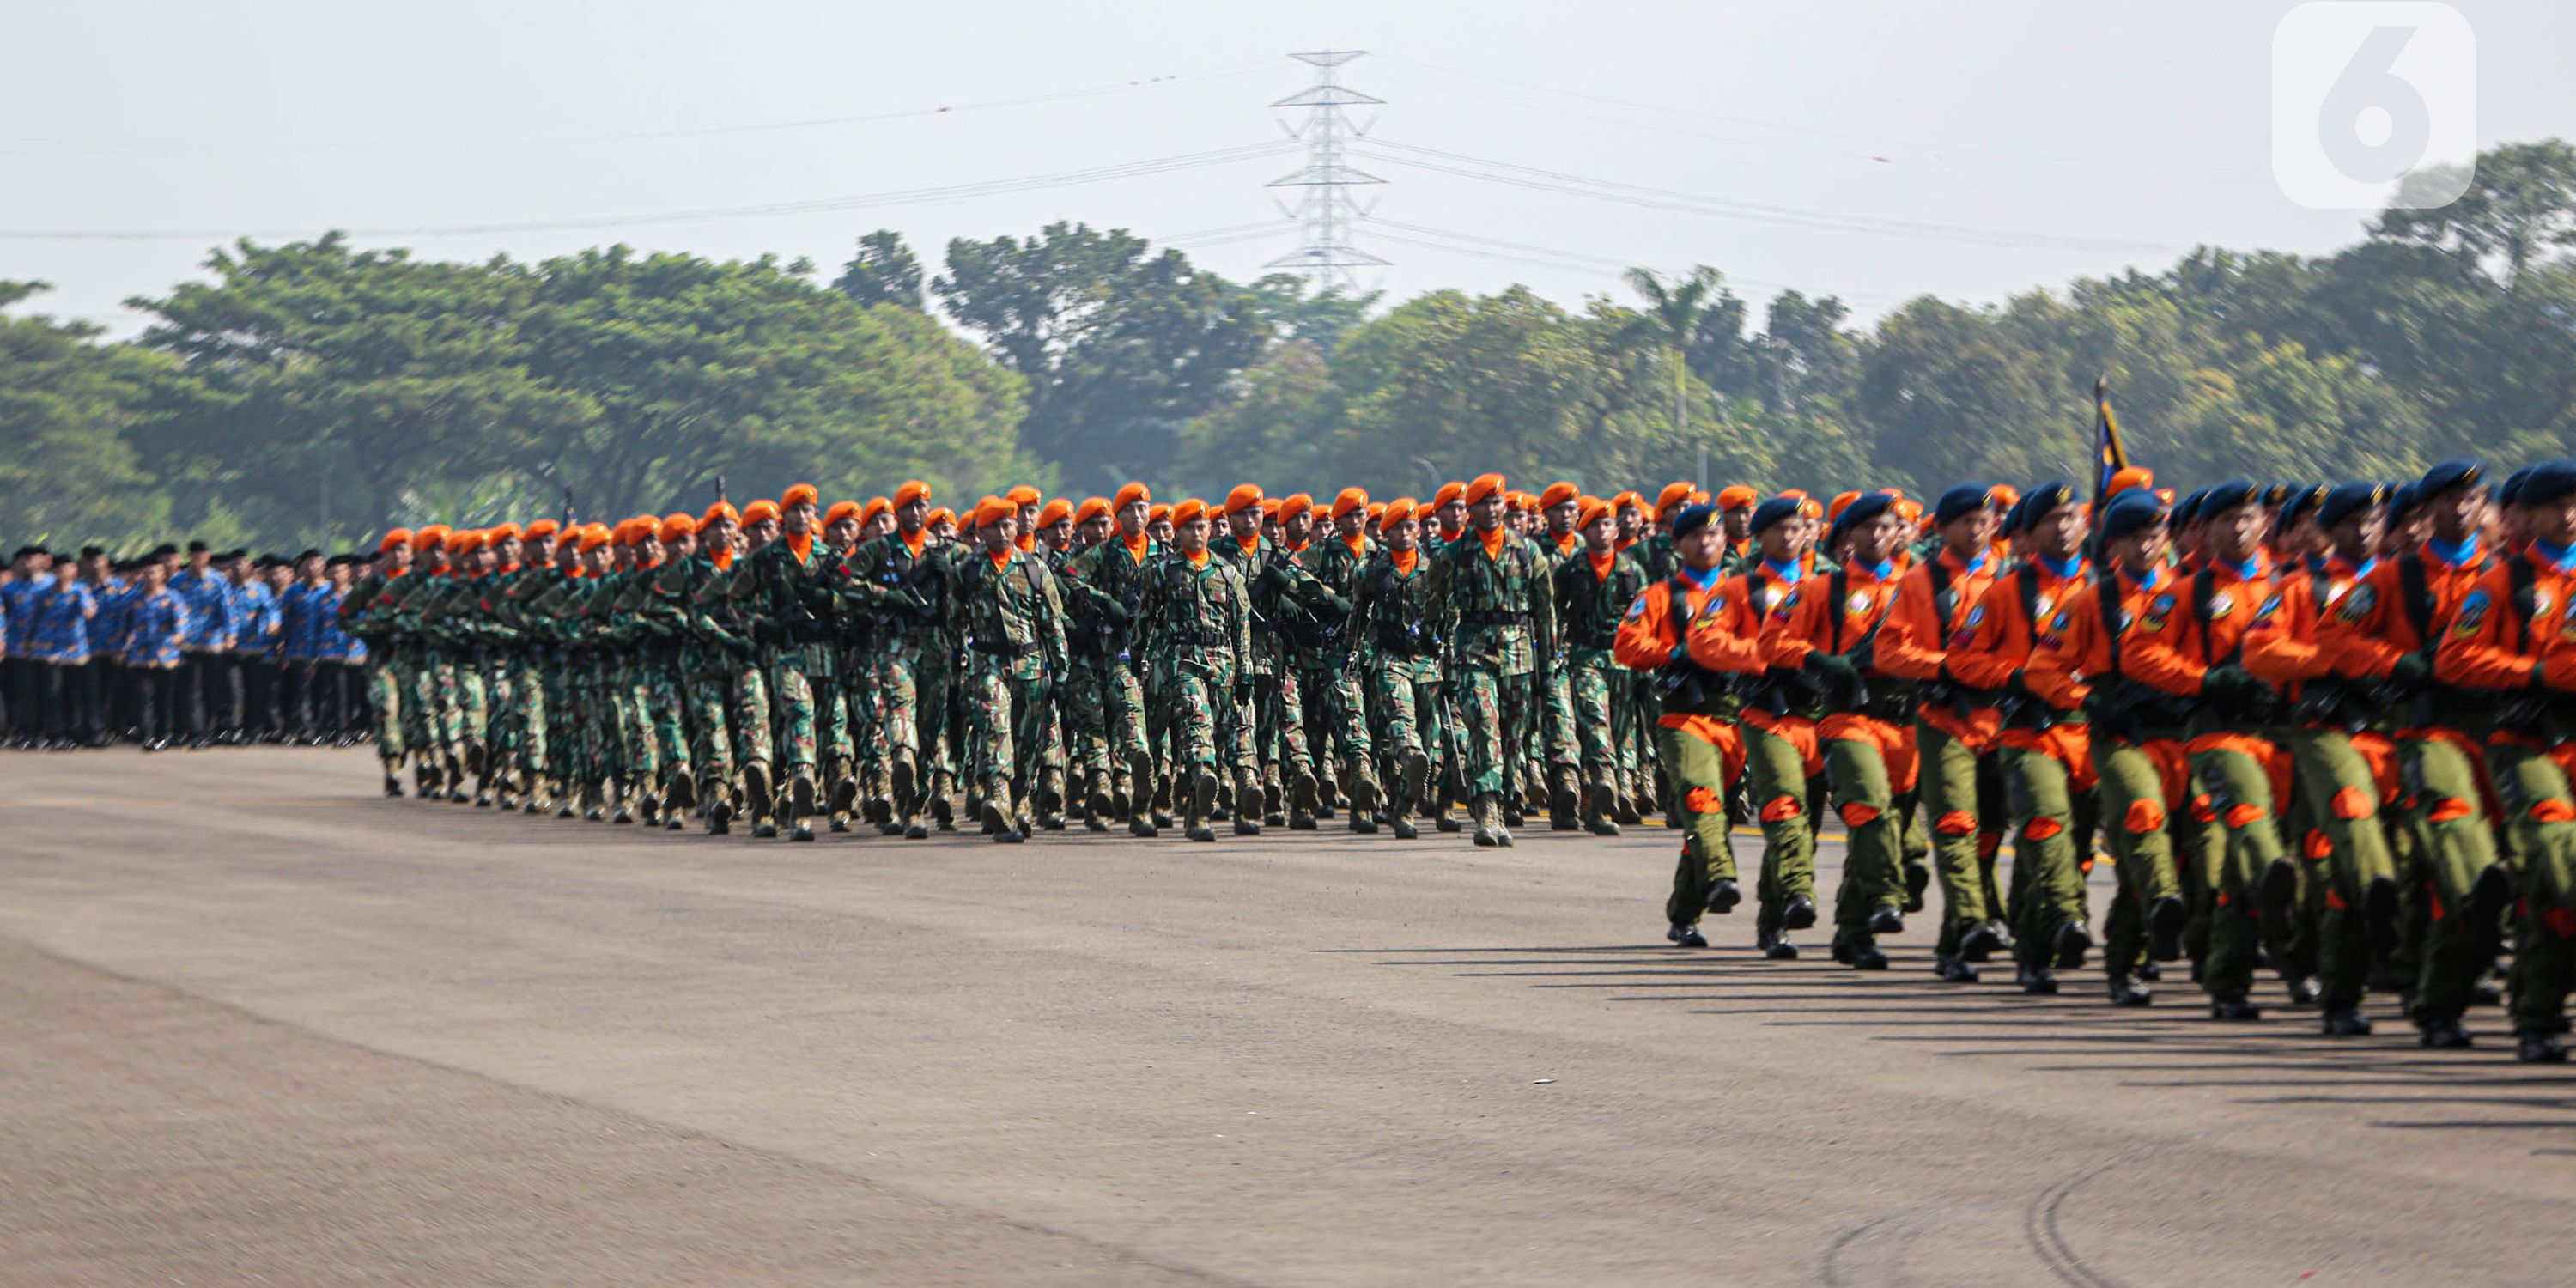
[1623, 265, 1724, 439]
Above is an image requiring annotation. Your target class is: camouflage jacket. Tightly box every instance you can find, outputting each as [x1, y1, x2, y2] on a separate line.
[950, 547, 1068, 683]
[1425, 528, 1557, 676]
[1140, 550, 1254, 687]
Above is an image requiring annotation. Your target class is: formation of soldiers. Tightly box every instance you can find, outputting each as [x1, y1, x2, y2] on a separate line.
[2, 543, 372, 750]
[33, 456, 2576, 1065]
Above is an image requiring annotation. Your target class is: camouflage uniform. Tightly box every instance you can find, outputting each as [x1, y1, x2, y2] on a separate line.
[1214, 533, 1329, 821]
[1289, 532, 1381, 824]
[951, 548, 1069, 835]
[836, 532, 962, 833]
[1426, 526, 1558, 837]
[1060, 534, 1160, 830]
[1552, 544, 1650, 823]
[732, 537, 835, 835]
[1140, 549, 1258, 835]
[1350, 548, 1444, 828]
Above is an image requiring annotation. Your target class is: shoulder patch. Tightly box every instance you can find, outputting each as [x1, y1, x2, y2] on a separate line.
[1624, 593, 1649, 621]
[2143, 593, 2177, 631]
[2254, 592, 2283, 624]
[1965, 604, 1986, 630]
[2336, 583, 2376, 623]
[1845, 592, 1872, 616]
[2453, 589, 2490, 637]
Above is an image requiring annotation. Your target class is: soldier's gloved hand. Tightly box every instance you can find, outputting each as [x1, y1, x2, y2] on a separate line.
[2387, 651, 2433, 687]
[1321, 592, 1353, 617]
[1803, 651, 1859, 687]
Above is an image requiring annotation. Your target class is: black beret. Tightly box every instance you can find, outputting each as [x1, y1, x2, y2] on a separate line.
[2099, 490, 2170, 540]
[2198, 479, 2264, 519]
[1935, 483, 1994, 526]
[2019, 482, 2077, 533]
[2279, 483, 2333, 527]
[186, 539, 208, 554]
[2519, 459, 2576, 506]
[148, 544, 178, 559]
[2316, 482, 2390, 531]
[1669, 501, 1719, 541]
[78, 544, 104, 559]
[1747, 495, 1802, 536]
[2417, 458, 2483, 497]
[1829, 491, 1895, 545]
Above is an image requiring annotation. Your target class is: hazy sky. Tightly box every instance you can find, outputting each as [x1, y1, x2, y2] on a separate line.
[7, 1, 2571, 335]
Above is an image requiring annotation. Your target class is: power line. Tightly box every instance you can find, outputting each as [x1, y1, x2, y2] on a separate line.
[1365, 219, 1904, 304]
[0, 62, 1275, 155]
[1374, 55, 2260, 179]
[0, 142, 1299, 242]
[1352, 139, 2180, 255]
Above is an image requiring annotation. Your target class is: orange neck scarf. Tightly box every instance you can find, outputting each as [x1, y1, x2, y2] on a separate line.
[1124, 532, 1151, 563]
[1186, 548, 1211, 568]
[1392, 548, 1419, 575]
[1479, 526, 1508, 558]
[1588, 550, 1614, 580]
[987, 547, 1015, 573]
[1343, 532, 1366, 561]
[899, 527, 927, 557]
[710, 546, 734, 571]
[784, 532, 814, 566]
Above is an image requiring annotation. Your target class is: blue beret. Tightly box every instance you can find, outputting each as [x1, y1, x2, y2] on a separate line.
[2018, 481, 2077, 533]
[2198, 479, 2263, 519]
[2263, 482, 2298, 507]
[2520, 459, 2576, 506]
[2176, 489, 2210, 524]
[2278, 483, 2330, 526]
[2390, 481, 2425, 517]
[1829, 491, 1895, 545]
[2498, 466, 2534, 507]
[1935, 483, 1994, 526]
[2099, 490, 2170, 540]
[2417, 458, 2483, 497]
[1669, 501, 1719, 541]
[2315, 482, 2390, 531]
[1747, 495, 1802, 536]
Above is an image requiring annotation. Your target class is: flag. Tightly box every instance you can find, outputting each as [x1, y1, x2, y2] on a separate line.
[2092, 376, 2130, 501]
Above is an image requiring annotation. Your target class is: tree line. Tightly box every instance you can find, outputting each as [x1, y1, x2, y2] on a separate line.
[5, 140, 2572, 552]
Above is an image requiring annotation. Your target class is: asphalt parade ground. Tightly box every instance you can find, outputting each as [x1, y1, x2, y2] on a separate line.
[3, 749, 2572, 1285]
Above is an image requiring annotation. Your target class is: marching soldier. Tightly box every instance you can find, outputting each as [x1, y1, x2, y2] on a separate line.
[1425, 473, 1558, 847]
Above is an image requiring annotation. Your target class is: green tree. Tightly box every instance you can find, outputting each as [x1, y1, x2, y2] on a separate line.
[2376, 140, 2576, 288]
[0, 283, 172, 547]
[1623, 264, 1725, 439]
[832, 229, 926, 310]
[933, 222, 1272, 477]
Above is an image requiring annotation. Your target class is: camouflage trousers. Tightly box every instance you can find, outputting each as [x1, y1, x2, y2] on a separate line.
[873, 640, 956, 781]
[1538, 662, 1580, 772]
[367, 659, 405, 763]
[687, 669, 734, 790]
[1296, 662, 1376, 792]
[1249, 665, 1309, 794]
[507, 658, 548, 784]
[1453, 664, 1534, 799]
[762, 649, 820, 781]
[1562, 648, 1623, 787]
[1067, 652, 1150, 794]
[966, 659, 1052, 815]
[730, 661, 772, 774]
[1163, 664, 1253, 775]
[1369, 654, 1443, 793]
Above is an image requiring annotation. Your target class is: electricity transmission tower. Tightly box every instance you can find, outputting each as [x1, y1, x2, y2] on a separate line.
[1266, 50, 1388, 293]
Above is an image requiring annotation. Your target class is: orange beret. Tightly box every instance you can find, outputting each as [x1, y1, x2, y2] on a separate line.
[1075, 497, 1110, 526]
[1379, 497, 1417, 533]
[894, 479, 932, 508]
[1222, 483, 1265, 515]
[609, 519, 641, 546]
[975, 496, 1018, 527]
[1331, 486, 1370, 518]
[2108, 466, 2155, 498]
[1005, 484, 1042, 507]
[1114, 482, 1151, 511]
[1432, 481, 1466, 509]
[1612, 490, 1644, 513]
[1171, 498, 1209, 526]
[1893, 498, 1924, 523]
[1366, 501, 1387, 523]
[1540, 481, 1581, 510]
[411, 525, 451, 550]
[742, 499, 780, 525]
[860, 496, 891, 526]
[1465, 473, 1508, 505]
[486, 522, 522, 544]
[377, 528, 414, 553]
[1988, 483, 2021, 509]
[1280, 492, 1314, 520]
[1716, 484, 1758, 511]
[700, 501, 738, 528]
[660, 513, 697, 542]
[447, 528, 485, 554]
[1260, 499, 1282, 520]
[577, 524, 613, 552]
[926, 506, 956, 527]
[1578, 498, 1615, 531]
[1146, 503, 1170, 525]
[525, 519, 561, 540]
[1826, 490, 1863, 525]
[781, 483, 820, 509]
[823, 500, 861, 527]
[1655, 481, 1697, 514]
[1038, 497, 1074, 527]
[1509, 490, 1535, 511]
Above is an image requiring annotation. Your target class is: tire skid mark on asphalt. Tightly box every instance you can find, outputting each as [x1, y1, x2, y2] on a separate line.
[2023, 1163, 2131, 1288]
[1818, 1208, 1930, 1288]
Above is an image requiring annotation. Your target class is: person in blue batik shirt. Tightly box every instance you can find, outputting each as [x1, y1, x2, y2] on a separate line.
[119, 558, 191, 750]
[3, 545, 52, 746]
[169, 541, 234, 746]
[23, 562, 97, 748]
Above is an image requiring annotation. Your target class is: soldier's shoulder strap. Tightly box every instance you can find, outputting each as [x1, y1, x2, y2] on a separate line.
[2190, 565, 2221, 664]
[2095, 573, 2126, 677]
[1826, 567, 1851, 654]
[2396, 550, 2434, 644]
[1928, 555, 1958, 632]
[2016, 562, 2042, 635]
[2505, 551, 2540, 645]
